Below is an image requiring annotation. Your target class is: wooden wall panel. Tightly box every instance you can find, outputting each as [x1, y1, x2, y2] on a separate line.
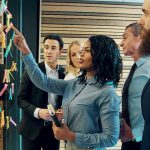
[40, 0, 142, 96]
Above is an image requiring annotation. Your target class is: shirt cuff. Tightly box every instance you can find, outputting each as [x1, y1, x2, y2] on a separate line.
[21, 52, 31, 59]
[34, 108, 41, 119]
[75, 133, 84, 147]
[75, 133, 96, 149]
[22, 53, 34, 63]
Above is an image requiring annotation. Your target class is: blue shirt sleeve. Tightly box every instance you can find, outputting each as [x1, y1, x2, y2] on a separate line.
[23, 53, 67, 95]
[74, 88, 120, 148]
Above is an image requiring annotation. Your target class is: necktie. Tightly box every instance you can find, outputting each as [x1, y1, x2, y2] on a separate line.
[122, 63, 137, 126]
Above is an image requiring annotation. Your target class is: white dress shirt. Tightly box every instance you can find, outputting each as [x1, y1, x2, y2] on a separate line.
[34, 62, 59, 119]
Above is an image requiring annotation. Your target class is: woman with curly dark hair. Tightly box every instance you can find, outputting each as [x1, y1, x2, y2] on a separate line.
[13, 26, 122, 150]
[81, 35, 122, 87]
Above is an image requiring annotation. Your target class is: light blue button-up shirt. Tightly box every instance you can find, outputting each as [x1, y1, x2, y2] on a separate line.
[127, 56, 150, 142]
[23, 53, 120, 150]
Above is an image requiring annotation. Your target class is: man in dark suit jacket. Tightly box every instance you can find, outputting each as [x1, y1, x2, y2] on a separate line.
[140, 30, 150, 150]
[139, 1, 150, 150]
[141, 78, 150, 150]
[17, 34, 65, 150]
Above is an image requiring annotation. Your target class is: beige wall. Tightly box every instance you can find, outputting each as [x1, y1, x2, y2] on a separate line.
[40, 1, 142, 96]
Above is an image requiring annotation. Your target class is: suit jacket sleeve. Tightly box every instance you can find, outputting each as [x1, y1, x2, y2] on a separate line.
[17, 70, 37, 118]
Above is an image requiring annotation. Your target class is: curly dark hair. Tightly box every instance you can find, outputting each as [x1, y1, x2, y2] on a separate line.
[89, 35, 122, 87]
[77, 35, 123, 87]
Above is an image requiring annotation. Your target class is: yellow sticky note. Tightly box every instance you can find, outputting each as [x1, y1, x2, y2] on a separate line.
[6, 116, 10, 129]
[0, 110, 5, 128]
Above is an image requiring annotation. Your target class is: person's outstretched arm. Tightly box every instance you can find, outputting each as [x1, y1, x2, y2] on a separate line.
[12, 26, 30, 55]
[12, 26, 67, 96]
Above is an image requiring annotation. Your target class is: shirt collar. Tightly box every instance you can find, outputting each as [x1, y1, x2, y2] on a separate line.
[78, 76, 113, 87]
[136, 56, 150, 68]
[44, 61, 59, 72]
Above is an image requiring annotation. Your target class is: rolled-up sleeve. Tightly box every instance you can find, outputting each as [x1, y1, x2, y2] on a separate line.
[74, 89, 120, 149]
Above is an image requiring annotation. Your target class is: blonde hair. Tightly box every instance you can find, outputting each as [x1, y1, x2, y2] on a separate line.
[66, 40, 81, 76]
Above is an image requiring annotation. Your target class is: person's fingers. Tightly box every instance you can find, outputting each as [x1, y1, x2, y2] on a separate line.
[12, 25, 25, 41]
[11, 25, 20, 35]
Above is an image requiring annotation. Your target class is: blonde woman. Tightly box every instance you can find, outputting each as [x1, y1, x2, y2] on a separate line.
[56, 41, 82, 128]
[57, 41, 83, 146]
[64, 40, 82, 80]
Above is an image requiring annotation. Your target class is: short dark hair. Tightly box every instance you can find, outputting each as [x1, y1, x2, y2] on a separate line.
[43, 33, 64, 50]
[126, 22, 141, 36]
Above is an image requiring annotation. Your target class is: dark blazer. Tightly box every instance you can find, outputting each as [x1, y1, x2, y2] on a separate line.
[141, 79, 150, 150]
[17, 62, 65, 140]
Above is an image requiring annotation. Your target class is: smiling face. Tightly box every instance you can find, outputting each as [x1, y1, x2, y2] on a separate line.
[139, 0, 150, 31]
[44, 39, 61, 68]
[79, 40, 93, 72]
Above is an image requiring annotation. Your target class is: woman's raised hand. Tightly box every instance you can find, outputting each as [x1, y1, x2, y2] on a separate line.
[12, 25, 30, 55]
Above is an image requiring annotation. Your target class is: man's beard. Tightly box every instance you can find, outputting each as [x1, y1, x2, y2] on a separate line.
[138, 27, 150, 56]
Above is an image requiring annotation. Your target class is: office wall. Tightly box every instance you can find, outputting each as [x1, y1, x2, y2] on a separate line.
[40, 0, 142, 96]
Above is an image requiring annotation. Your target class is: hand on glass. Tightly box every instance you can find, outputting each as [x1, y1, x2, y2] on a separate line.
[12, 25, 30, 55]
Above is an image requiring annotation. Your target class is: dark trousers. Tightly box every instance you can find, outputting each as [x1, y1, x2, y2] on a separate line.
[121, 141, 141, 150]
[22, 125, 59, 150]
